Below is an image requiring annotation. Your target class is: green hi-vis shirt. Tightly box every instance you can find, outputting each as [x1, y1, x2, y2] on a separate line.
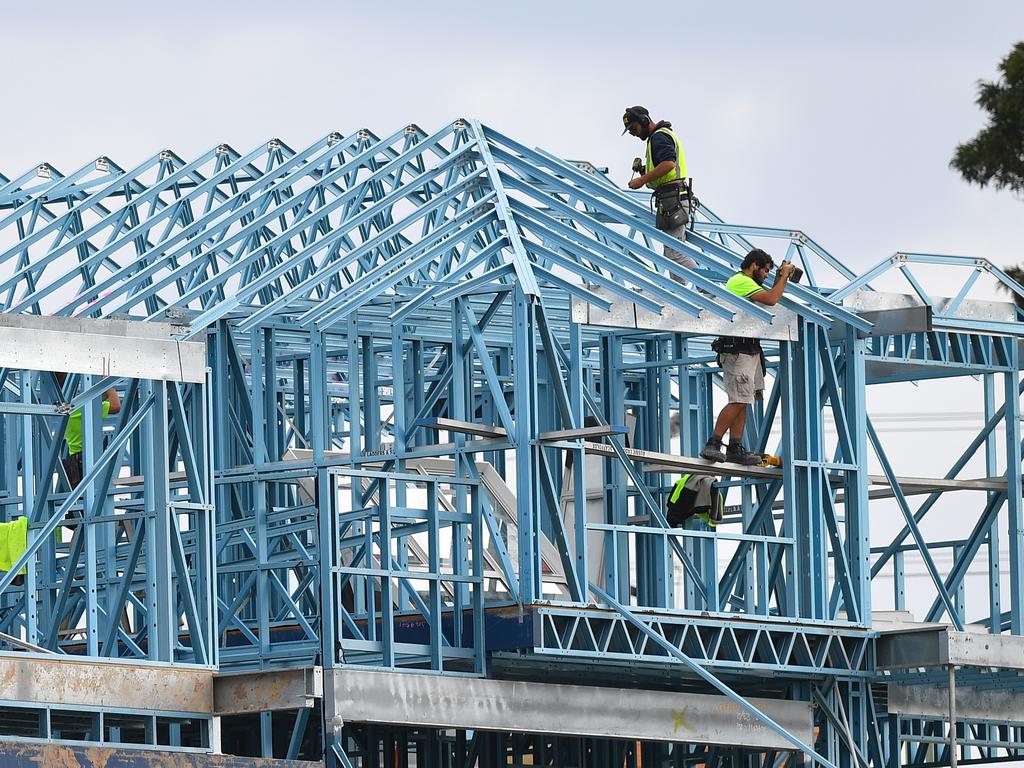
[65, 400, 110, 456]
[725, 272, 763, 299]
[0, 516, 27, 575]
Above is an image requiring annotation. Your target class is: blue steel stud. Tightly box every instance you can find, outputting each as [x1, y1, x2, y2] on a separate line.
[0, 121, 1021, 766]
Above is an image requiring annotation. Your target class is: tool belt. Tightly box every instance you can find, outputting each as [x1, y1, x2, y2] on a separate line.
[711, 336, 761, 356]
[712, 336, 767, 376]
[651, 181, 691, 231]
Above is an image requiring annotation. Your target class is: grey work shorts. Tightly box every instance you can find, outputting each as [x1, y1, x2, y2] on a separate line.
[722, 352, 764, 404]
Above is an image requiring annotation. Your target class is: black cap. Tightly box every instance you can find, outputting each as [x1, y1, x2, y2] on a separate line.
[622, 106, 649, 135]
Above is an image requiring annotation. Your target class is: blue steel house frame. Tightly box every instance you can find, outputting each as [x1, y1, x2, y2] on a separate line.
[0, 120, 1020, 767]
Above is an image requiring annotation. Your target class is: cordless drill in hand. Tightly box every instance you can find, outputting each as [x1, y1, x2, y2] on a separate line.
[780, 260, 803, 284]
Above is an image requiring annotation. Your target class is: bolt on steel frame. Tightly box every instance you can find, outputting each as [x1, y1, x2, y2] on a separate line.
[0, 120, 1021, 766]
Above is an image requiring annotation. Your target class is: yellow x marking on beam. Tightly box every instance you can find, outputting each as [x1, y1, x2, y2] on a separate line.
[672, 706, 691, 733]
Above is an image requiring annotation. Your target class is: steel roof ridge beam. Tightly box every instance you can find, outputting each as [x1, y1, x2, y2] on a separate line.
[469, 120, 541, 297]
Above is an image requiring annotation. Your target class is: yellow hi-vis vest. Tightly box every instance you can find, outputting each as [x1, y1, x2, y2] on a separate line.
[645, 126, 687, 189]
[0, 517, 27, 576]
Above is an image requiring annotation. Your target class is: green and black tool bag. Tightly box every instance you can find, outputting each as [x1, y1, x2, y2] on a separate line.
[666, 473, 722, 527]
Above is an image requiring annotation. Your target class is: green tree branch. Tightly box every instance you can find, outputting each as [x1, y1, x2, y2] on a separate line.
[952, 42, 1024, 309]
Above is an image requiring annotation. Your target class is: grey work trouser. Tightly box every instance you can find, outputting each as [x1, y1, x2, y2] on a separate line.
[661, 222, 697, 285]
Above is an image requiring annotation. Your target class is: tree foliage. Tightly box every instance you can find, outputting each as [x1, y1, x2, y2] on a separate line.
[951, 42, 1024, 195]
[1005, 266, 1024, 310]
[952, 43, 1024, 310]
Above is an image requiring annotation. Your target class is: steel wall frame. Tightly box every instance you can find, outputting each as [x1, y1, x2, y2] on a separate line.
[0, 367, 215, 667]
[0, 120, 1022, 767]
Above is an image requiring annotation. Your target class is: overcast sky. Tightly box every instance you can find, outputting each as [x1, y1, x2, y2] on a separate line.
[3, 0, 1023, 291]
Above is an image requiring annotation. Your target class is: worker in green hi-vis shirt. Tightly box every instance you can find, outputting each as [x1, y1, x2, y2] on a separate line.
[55, 372, 121, 489]
[700, 249, 794, 466]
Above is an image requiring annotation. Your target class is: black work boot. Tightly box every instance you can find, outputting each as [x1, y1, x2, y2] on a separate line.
[700, 435, 726, 462]
[726, 440, 761, 466]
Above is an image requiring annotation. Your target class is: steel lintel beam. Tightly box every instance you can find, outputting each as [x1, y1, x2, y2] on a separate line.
[213, 666, 323, 715]
[572, 286, 800, 341]
[0, 653, 213, 713]
[888, 683, 1024, 722]
[328, 667, 812, 750]
[0, 741, 314, 768]
[877, 626, 1024, 671]
[0, 313, 205, 383]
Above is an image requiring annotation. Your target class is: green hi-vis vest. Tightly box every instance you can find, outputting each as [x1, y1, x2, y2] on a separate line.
[0, 517, 27, 576]
[669, 473, 692, 505]
[645, 127, 687, 189]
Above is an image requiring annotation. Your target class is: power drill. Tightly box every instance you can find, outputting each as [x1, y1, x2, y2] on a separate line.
[780, 260, 803, 284]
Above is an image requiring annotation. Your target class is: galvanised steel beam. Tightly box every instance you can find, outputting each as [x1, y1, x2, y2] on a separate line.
[0, 652, 213, 713]
[0, 742, 311, 767]
[2, 121, 1024, 768]
[329, 666, 813, 749]
[0, 312, 205, 382]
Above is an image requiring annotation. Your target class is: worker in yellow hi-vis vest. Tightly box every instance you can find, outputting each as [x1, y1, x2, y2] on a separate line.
[622, 105, 696, 285]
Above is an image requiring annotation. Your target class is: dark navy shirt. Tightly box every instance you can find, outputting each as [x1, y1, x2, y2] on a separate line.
[648, 121, 678, 166]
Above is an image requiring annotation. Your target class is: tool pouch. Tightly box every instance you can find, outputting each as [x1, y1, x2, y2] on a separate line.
[653, 185, 689, 231]
[712, 336, 760, 356]
[712, 336, 761, 367]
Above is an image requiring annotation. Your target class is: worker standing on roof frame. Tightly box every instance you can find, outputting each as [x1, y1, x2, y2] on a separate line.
[700, 249, 794, 466]
[622, 106, 696, 285]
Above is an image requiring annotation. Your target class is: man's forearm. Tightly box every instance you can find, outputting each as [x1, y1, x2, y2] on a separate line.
[639, 160, 677, 186]
[769, 275, 789, 303]
[104, 387, 121, 414]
